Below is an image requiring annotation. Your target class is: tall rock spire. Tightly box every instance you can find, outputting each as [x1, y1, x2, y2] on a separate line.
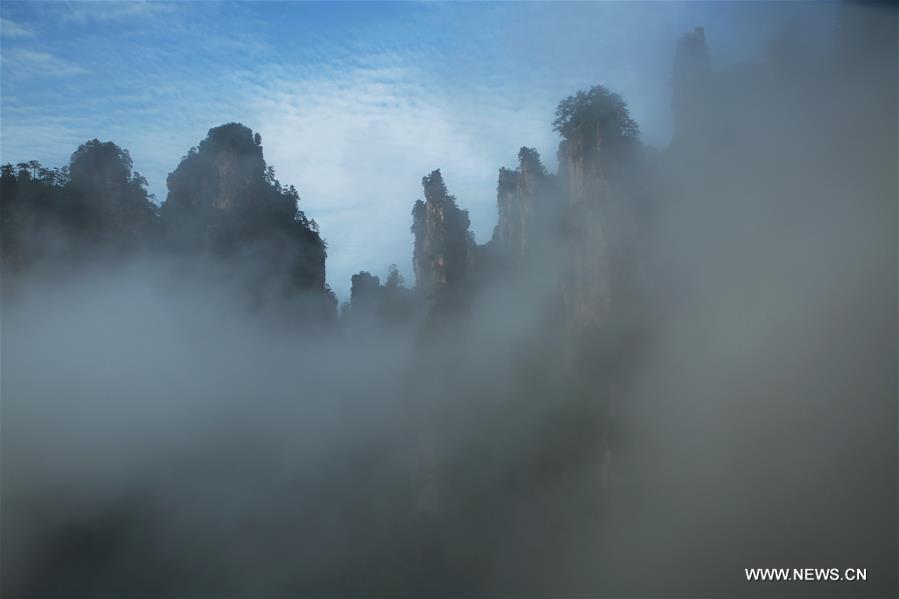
[671, 26, 711, 143]
[411, 169, 472, 317]
[493, 147, 553, 263]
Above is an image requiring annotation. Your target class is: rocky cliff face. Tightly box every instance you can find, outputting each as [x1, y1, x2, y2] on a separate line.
[162, 123, 334, 316]
[411, 170, 473, 317]
[554, 86, 645, 338]
[560, 131, 606, 208]
[164, 123, 266, 216]
[557, 128, 612, 338]
[493, 166, 522, 256]
[492, 147, 555, 265]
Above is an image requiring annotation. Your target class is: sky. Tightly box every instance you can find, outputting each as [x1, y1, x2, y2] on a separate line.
[0, 1, 835, 299]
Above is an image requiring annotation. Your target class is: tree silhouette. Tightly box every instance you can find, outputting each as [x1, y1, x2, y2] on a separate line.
[68, 139, 157, 238]
[553, 85, 639, 151]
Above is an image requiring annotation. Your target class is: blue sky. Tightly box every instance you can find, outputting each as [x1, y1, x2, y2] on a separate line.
[0, 1, 835, 299]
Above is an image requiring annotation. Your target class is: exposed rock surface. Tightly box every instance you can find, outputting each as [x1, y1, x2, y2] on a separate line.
[411, 170, 473, 319]
[492, 147, 555, 265]
[161, 123, 334, 316]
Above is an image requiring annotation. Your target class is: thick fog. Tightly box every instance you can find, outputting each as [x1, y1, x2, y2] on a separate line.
[1, 3, 896, 597]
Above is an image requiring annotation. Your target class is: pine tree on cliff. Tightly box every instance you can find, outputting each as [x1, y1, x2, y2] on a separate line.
[553, 86, 638, 148]
[553, 85, 639, 189]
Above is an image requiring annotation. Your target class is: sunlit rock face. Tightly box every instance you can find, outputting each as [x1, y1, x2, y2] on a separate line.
[411, 169, 473, 318]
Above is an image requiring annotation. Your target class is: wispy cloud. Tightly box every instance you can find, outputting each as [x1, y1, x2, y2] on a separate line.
[0, 17, 33, 38]
[56, 1, 177, 24]
[1, 49, 88, 76]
